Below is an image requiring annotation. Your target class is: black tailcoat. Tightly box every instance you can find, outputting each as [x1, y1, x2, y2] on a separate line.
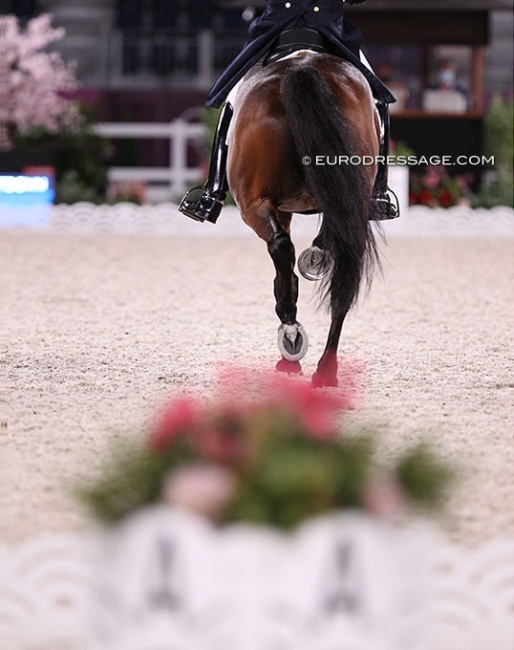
[206, 0, 395, 107]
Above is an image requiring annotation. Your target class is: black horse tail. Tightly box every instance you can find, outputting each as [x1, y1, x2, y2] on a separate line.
[280, 64, 377, 316]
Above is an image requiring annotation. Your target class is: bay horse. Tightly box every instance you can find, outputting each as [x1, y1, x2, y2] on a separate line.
[227, 51, 380, 387]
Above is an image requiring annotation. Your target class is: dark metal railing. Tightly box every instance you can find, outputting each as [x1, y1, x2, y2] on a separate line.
[104, 28, 246, 88]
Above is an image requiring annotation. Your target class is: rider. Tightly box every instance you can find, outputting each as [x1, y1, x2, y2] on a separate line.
[180, 0, 398, 223]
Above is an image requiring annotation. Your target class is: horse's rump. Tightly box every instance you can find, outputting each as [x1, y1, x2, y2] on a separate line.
[228, 54, 379, 215]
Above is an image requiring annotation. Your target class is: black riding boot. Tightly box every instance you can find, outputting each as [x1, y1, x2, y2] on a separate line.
[370, 101, 399, 220]
[179, 103, 233, 224]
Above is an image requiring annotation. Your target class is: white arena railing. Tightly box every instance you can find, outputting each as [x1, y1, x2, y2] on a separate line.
[91, 123, 410, 210]
[93, 120, 207, 200]
[1, 203, 513, 238]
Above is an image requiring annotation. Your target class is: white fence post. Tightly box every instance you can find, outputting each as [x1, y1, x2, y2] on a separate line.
[170, 119, 187, 199]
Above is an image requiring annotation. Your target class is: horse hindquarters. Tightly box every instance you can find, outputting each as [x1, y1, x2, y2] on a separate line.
[280, 63, 377, 386]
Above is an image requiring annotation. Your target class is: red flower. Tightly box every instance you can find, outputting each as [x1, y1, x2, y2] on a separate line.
[438, 189, 454, 208]
[419, 190, 434, 206]
[148, 396, 200, 452]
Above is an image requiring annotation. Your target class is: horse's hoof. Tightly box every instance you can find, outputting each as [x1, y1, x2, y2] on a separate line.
[276, 359, 302, 374]
[277, 322, 309, 362]
[298, 246, 328, 281]
[311, 370, 338, 388]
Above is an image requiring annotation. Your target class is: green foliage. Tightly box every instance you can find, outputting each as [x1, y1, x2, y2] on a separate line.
[77, 438, 196, 524]
[79, 425, 456, 530]
[56, 170, 102, 204]
[201, 107, 221, 151]
[471, 174, 514, 208]
[227, 434, 375, 529]
[483, 95, 513, 176]
[390, 140, 415, 161]
[396, 442, 457, 512]
[13, 103, 112, 204]
[473, 96, 513, 208]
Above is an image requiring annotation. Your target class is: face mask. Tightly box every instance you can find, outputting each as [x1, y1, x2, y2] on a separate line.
[438, 69, 456, 87]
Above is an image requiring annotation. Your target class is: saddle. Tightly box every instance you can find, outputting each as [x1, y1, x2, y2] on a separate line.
[264, 28, 329, 66]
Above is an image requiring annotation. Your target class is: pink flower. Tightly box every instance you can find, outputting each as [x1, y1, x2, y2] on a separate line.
[214, 365, 359, 441]
[149, 364, 360, 462]
[454, 175, 470, 191]
[362, 476, 407, 521]
[421, 168, 441, 189]
[162, 463, 237, 520]
[269, 374, 353, 440]
[195, 408, 248, 466]
[148, 396, 200, 453]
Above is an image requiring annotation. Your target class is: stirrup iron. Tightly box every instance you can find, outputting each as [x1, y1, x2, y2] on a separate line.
[371, 188, 400, 220]
[179, 186, 224, 224]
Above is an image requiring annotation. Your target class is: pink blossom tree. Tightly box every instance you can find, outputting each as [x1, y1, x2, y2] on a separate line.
[0, 13, 80, 152]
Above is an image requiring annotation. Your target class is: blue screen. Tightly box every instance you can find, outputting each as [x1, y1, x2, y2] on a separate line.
[0, 174, 55, 227]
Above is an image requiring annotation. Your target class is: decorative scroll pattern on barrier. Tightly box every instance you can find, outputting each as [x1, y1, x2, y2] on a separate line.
[1, 203, 513, 238]
[0, 518, 512, 650]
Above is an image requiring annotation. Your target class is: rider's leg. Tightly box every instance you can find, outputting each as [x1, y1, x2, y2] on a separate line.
[359, 52, 399, 220]
[372, 100, 399, 219]
[179, 102, 233, 224]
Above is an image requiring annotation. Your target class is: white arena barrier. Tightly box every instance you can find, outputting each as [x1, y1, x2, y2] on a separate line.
[1, 202, 512, 237]
[0, 512, 512, 650]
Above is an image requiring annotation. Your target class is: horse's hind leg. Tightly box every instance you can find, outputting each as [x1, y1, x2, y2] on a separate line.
[268, 222, 308, 373]
[312, 311, 346, 387]
[243, 203, 308, 373]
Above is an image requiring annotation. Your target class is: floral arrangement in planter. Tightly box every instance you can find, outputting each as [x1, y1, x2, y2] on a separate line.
[409, 165, 472, 208]
[80, 369, 455, 530]
[107, 180, 147, 205]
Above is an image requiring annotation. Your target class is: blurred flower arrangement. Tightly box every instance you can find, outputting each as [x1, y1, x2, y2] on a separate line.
[0, 13, 111, 203]
[390, 141, 474, 208]
[0, 14, 79, 151]
[409, 165, 472, 208]
[80, 369, 455, 530]
[107, 181, 147, 205]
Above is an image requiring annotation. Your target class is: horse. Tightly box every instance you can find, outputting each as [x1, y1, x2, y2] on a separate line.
[227, 51, 380, 387]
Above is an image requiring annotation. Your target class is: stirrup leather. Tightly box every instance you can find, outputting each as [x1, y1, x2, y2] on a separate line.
[371, 100, 400, 220]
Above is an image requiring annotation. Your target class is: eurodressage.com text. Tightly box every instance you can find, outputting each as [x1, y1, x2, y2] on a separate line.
[301, 155, 495, 167]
